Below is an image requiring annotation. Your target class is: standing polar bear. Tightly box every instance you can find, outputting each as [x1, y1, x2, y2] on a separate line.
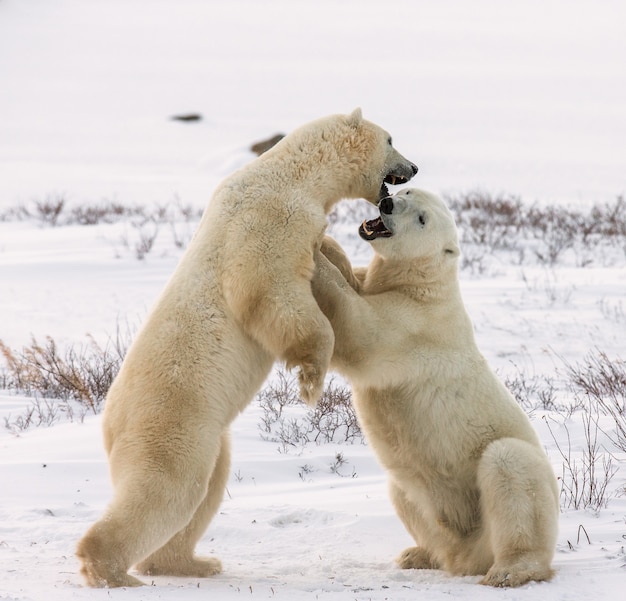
[76, 110, 417, 588]
[312, 189, 559, 587]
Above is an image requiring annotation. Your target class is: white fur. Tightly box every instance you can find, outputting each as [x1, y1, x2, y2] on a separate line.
[313, 188, 559, 587]
[76, 110, 417, 587]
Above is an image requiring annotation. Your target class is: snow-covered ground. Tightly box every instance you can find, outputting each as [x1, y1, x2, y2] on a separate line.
[1, 0, 625, 210]
[1, 1, 625, 599]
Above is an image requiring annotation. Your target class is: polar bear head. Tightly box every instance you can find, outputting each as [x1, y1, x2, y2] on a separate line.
[341, 109, 419, 203]
[272, 109, 418, 205]
[359, 188, 460, 261]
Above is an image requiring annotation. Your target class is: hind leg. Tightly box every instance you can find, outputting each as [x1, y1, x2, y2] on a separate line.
[136, 431, 231, 577]
[77, 437, 221, 587]
[388, 480, 440, 570]
[477, 438, 559, 587]
[77, 478, 208, 587]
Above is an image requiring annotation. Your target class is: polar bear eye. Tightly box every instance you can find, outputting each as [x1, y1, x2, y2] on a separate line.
[418, 213, 427, 226]
[387, 136, 393, 146]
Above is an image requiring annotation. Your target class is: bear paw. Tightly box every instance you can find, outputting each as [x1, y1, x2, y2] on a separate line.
[137, 556, 222, 578]
[79, 562, 145, 588]
[480, 560, 554, 588]
[77, 539, 145, 588]
[297, 366, 325, 406]
[396, 546, 439, 570]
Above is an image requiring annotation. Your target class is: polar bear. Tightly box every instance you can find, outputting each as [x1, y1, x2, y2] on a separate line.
[76, 110, 417, 588]
[312, 189, 559, 587]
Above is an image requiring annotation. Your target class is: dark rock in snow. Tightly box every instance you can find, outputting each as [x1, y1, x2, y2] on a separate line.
[170, 113, 203, 122]
[251, 133, 285, 155]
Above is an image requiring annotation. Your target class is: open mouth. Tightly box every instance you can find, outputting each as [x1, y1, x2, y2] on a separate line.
[359, 216, 393, 241]
[379, 171, 414, 201]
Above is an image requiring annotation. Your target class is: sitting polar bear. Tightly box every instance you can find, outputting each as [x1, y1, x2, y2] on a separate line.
[312, 188, 559, 587]
[76, 109, 417, 588]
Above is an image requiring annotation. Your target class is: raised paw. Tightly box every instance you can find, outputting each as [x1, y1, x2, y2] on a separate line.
[396, 546, 439, 570]
[297, 365, 325, 406]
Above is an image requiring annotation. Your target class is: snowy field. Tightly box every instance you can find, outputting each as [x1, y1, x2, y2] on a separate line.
[1, 0, 626, 599]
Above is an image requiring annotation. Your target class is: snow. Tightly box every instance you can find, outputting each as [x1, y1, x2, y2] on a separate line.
[1, 0, 625, 599]
[1, 0, 625, 209]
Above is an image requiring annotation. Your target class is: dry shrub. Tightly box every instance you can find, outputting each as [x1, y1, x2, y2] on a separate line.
[2, 191, 625, 267]
[257, 369, 363, 451]
[445, 191, 524, 274]
[70, 200, 130, 225]
[590, 195, 626, 239]
[564, 350, 626, 453]
[503, 364, 561, 413]
[0, 333, 127, 414]
[527, 205, 581, 265]
[446, 190, 524, 249]
[539, 350, 626, 511]
[32, 195, 66, 226]
[4, 396, 72, 432]
[445, 191, 626, 270]
[544, 405, 617, 512]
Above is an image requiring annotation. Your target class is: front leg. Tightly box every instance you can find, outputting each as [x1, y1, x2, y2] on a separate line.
[282, 303, 334, 406]
[243, 286, 334, 406]
[312, 251, 382, 368]
[319, 235, 363, 291]
[223, 240, 334, 406]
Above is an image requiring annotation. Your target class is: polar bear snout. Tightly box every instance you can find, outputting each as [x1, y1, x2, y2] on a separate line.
[377, 149, 417, 202]
[379, 196, 394, 215]
[383, 161, 418, 187]
[379, 195, 409, 217]
[358, 196, 399, 241]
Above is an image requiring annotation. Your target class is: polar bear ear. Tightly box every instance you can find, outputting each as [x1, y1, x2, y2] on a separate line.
[347, 108, 363, 128]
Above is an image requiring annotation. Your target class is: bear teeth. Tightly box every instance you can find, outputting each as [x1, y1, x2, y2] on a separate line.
[384, 174, 408, 187]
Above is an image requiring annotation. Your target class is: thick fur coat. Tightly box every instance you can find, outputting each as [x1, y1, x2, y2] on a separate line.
[312, 188, 559, 587]
[76, 110, 417, 587]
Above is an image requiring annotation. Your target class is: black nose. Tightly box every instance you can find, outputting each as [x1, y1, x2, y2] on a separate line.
[379, 196, 393, 214]
[411, 163, 418, 175]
